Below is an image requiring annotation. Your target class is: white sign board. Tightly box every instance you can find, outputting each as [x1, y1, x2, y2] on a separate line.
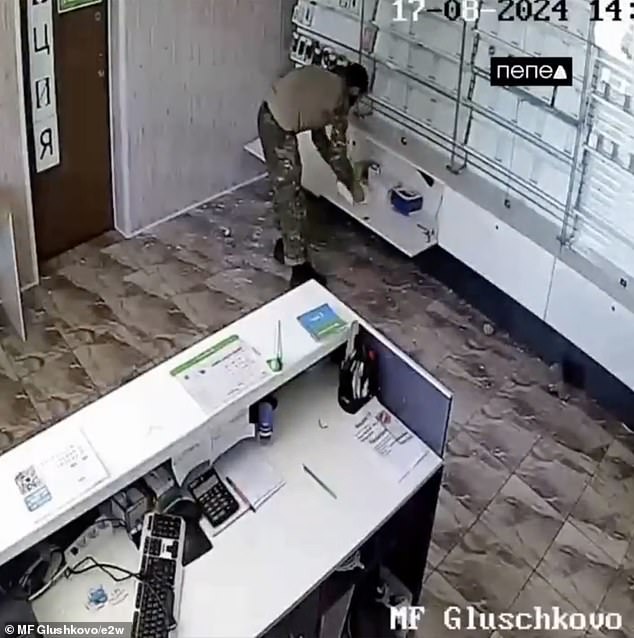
[27, 0, 60, 173]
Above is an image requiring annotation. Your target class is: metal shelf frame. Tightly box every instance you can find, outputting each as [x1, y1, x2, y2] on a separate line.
[559, 21, 596, 244]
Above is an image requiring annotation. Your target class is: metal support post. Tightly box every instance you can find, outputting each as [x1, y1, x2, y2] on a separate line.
[560, 21, 596, 246]
[447, 19, 468, 174]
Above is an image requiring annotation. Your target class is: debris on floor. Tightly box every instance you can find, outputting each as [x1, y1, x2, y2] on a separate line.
[482, 322, 495, 336]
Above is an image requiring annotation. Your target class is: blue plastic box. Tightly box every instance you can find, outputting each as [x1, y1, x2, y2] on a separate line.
[390, 187, 423, 215]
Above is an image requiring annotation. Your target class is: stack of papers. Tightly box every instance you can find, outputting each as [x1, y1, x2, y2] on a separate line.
[215, 439, 285, 510]
[351, 398, 429, 482]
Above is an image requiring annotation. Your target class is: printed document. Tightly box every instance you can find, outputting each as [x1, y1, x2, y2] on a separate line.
[171, 410, 255, 485]
[351, 398, 429, 481]
[170, 335, 271, 415]
[8, 429, 108, 521]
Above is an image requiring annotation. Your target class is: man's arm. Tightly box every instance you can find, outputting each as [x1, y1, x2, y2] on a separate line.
[310, 114, 355, 190]
[311, 128, 333, 166]
[328, 111, 355, 191]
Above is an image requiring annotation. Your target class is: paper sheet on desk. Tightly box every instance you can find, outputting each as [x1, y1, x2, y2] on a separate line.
[215, 439, 285, 510]
[170, 335, 271, 415]
[172, 411, 254, 485]
[352, 398, 429, 482]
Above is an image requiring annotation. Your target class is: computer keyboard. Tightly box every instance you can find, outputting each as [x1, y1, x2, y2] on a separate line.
[131, 513, 185, 638]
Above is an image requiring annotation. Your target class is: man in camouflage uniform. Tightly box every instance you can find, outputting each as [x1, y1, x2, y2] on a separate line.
[257, 63, 369, 288]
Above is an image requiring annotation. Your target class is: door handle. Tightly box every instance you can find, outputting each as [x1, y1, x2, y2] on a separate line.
[97, 69, 105, 78]
[95, 11, 102, 21]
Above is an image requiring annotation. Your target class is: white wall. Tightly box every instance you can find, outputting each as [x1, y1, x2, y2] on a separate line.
[110, 0, 293, 235]
[0, 0, 38, 288]
[0, 210, 25, 338]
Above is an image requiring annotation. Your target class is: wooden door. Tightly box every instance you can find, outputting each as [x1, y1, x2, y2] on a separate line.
[22, 0, 113, 261]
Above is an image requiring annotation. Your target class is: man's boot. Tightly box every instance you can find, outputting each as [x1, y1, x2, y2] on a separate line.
[273, 238, 285, 265]
[275, 238, 327, 288]
[290, 262, 327, 289]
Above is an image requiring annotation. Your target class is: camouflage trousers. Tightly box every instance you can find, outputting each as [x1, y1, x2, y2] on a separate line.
[257, 101, 309, 266]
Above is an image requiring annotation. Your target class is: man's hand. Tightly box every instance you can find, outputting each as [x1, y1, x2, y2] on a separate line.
[351, 180, 366, 204]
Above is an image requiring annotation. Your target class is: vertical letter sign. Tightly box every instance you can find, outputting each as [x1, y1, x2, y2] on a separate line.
[27, 0, 60, 173]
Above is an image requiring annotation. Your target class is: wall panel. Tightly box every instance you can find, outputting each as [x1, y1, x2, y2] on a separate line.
[0, 0, 37, 288]
[546, 259, 634, 389]
[110, 0, 292, 234]
[439, 189, 556, 319]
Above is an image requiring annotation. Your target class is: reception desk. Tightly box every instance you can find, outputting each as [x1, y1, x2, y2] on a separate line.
[0, 281, 452, 638]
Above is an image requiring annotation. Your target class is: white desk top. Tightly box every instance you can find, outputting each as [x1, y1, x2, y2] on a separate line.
[34, 364, 442, 638]
[181, 365, 442, 637]
[0, 282, 356, 566]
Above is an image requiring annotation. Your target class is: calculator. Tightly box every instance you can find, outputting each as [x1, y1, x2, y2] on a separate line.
[187, 467, 240, 528]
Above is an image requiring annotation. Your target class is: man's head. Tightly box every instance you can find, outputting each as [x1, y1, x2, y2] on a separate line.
[334, 63, 369, 107]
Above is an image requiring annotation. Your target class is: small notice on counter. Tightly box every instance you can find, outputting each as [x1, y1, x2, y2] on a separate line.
[171, 429, 213, 487]
[9, 430, 108, 519]
[170, 335, 271, 415]
[351, 398, 429, 482]
[210, 410, 255, 468]
[297, 304, 347, 342]
[171, 410, 255, 485]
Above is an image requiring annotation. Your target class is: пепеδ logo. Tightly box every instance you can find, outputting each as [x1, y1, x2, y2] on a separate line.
[490, 57, 573, 87]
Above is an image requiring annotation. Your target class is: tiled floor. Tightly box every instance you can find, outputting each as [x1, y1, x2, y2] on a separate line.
[1, 180, 633, 637]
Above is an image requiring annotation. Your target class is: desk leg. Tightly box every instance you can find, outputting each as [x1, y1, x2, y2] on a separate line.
[384, 468, 442, 603]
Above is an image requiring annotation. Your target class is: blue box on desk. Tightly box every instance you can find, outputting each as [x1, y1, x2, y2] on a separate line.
[390, 187, 423, 216]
